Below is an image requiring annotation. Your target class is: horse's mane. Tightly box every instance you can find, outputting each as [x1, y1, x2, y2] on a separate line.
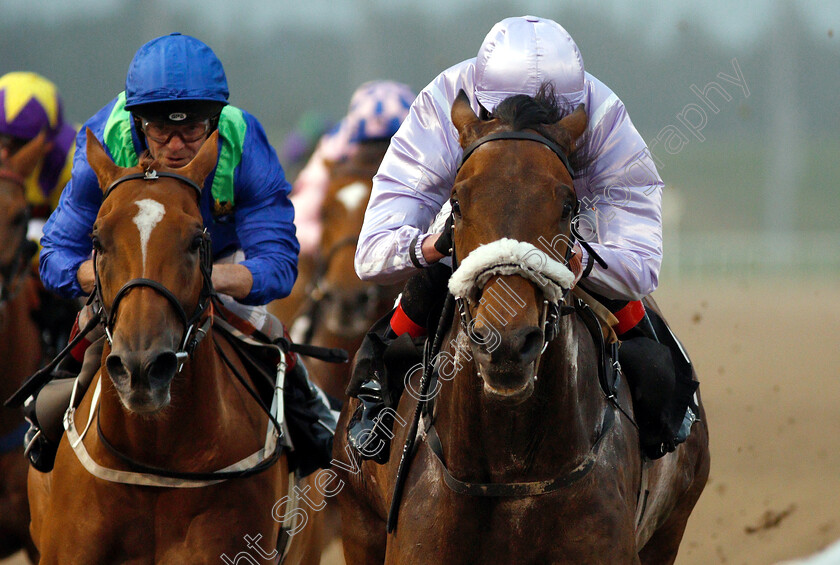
[138, 151, 161, 171]
[491, 82, 593, 176]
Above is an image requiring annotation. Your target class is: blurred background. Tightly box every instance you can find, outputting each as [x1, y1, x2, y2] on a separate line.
[2, 0, 838, 563]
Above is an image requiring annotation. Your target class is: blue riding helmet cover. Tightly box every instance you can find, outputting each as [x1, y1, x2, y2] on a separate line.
[124, 33, 230, 110]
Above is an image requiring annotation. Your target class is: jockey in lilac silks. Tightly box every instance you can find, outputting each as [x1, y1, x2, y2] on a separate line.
[347, 16, 697, 463]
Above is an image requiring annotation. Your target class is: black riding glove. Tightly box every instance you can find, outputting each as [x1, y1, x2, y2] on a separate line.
[433, 214, 454, 257]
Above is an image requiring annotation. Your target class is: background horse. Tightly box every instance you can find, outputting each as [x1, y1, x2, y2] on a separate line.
[0, 135, 48, 563]
[279, 140, 401, 564]
[293, 140, 401, 402]
[333, 90, 710, 563]
[27, 130, 322, 564]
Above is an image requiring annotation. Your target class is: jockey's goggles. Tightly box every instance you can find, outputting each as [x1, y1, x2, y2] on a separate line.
[140, 118, 212, 145]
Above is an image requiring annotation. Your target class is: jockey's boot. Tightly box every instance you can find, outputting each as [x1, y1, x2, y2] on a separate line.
[346, 263, 453, 464]
[23, 335, 104, 472]
[346, 311, 401, 465]
[610, 299, 699, 460]
[283, 359, 338, 476]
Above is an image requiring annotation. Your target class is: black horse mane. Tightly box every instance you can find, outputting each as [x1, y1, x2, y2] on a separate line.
[490, 82, 592, 176]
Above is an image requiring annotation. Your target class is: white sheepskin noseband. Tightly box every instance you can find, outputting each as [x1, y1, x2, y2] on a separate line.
[448, 238, 575, 303]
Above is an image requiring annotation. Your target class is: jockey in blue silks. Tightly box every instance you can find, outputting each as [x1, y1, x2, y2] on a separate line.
[30, 33, 336, 475]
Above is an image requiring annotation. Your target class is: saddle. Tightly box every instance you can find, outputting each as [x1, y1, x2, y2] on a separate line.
[574, 288, 699, 459]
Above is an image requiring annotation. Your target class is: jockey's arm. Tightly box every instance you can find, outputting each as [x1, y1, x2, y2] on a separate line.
[355, 81, 462, 285]
[573, 80, 664, 301]
[41, 113, 112, 299]
[225, 112, 299, 306]
[210, 263, 253, 299]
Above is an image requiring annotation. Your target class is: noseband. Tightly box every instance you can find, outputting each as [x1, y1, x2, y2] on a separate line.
[94, 170, 214, 370]
[453, 130, 582, 347]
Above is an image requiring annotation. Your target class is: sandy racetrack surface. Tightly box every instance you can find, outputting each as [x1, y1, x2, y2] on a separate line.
[4, 276, 838, 565]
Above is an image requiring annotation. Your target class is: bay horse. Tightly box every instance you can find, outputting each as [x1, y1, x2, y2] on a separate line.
[286, 140, 402, 563]
[0, 134, 48, 563]
[333, 90, 710, 563]
[27, 130, 322, 564]
[296, 140, 401, 402]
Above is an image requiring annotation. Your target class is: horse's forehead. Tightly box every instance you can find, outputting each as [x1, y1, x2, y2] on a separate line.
[333, 181, 370, 212]
[100, 181, 196, 224]
[132, 198, 167, 232]
[461, 148, 565, 192]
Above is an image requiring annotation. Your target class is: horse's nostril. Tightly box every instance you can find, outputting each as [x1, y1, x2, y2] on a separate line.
[106, 354, 128, 379]
[147, 351, 178, 387]
[519, 327, 545, 363]
[470, 324, 494, 352]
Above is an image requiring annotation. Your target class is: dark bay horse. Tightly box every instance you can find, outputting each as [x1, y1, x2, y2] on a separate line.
[28, 130, 322, 564]
[333, 91, 710, 564]
[0, 134, 48, 562]
[296, 140, 401, 401]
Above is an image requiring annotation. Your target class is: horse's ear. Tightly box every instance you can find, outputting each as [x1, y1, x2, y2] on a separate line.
[178, 130, 219, 190]
[545, 104, 588, 153]
[451, 90, 482, 147]
[6, 131, 51, 179]
[86, 128, 127, 192]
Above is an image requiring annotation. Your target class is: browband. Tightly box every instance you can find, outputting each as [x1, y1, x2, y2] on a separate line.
[103, 170, 203, 201]
[459, 131, 574, 177]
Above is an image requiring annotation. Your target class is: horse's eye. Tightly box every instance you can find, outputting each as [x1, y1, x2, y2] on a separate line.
[190, 235, 204, 252]
[561, 200, 575, 221]
[451, 198, 461, 217]
[91, 235, 103, 252]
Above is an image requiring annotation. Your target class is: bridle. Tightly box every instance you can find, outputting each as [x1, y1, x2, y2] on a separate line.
[453, 130, 582, 353]
[420, 129, 616, 499]
[0, 169, 36, 305]
[93, 170, 214, 370]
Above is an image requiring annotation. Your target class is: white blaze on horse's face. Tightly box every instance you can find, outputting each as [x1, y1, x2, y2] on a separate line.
[335, 181, 370, 212]
[132, 198, 166, 276]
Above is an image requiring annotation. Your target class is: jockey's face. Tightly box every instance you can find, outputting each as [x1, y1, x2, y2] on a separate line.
[140, 119, 213, 169]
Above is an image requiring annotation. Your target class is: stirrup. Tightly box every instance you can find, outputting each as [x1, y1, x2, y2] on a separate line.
[347, 381, 393, 465]
[23, 421, 58, 473]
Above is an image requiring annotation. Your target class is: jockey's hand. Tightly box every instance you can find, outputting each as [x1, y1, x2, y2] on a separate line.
[76, 259, 95, 294]
[421, 234, 446, 264]
[569, 242, 584, 287]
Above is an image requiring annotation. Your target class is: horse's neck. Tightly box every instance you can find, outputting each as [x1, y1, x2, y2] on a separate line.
[435, 316, 605, 481]
[0, 277, 39, 433]
[96, 333, 252, 466]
